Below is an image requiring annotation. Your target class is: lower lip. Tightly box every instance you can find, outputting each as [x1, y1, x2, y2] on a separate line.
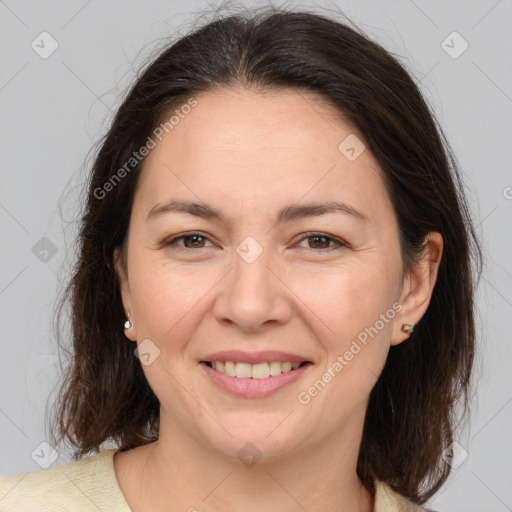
[200, 362, 313, 398]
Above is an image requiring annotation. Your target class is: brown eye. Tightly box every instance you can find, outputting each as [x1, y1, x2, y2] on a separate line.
[308, 235, 330, 249]
[297, 232, 346, 251]
[164, 232, 214, 250]
[182, 234, 206, 248]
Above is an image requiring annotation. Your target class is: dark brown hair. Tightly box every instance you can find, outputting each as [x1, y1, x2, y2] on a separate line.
[49, 4, 482, 505]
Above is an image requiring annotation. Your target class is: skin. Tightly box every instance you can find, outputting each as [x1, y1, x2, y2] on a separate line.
[113, 86, 443, 512]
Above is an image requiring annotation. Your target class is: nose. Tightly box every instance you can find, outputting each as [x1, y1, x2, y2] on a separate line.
[212, 243, 293, 332]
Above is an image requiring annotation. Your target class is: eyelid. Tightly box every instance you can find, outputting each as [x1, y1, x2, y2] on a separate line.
[164, 231, 346, 252]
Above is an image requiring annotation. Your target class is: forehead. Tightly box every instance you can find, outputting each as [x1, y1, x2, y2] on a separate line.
[133, 86, 394, 225]
[149, 86, 354, 159]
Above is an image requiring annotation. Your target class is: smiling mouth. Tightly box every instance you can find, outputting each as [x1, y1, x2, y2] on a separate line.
[202, 361, 312, 379]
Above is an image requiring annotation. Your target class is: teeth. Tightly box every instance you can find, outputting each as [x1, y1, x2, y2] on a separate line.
[224, 361, 236, 377]
[210, 361, 304, 378]
[251, 362, 270, 379]
[235, 362, 252, 378]
[269, 361, 282, 376]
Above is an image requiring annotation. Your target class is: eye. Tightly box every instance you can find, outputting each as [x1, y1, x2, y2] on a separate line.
[163, 231, 346, 253]
[295, 232, 346, 251]
[163, 232, 215, 250]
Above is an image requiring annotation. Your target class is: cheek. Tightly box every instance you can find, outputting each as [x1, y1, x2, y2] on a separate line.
[288, 260, 395, 344]
[288, 260, 398, 397]
[129, 257, 221, 342]
[290, 264, 395, 432]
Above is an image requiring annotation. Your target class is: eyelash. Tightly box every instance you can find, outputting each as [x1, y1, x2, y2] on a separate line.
[163, 231, 346, 253]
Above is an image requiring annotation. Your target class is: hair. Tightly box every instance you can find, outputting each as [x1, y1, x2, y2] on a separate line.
[49, 4, 482, 506]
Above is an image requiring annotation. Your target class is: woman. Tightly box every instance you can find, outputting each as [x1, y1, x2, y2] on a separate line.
[0, 5, 481, 512]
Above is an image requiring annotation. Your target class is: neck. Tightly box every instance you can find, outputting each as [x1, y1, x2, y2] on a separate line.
[125, 404, 374, 512]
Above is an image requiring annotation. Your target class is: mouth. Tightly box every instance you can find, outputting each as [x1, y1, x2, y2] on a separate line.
[200, 359, 313, 398]
[201, 360, 312, 379]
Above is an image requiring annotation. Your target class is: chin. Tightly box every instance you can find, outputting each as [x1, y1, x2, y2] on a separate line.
[197, 418, 306, 464]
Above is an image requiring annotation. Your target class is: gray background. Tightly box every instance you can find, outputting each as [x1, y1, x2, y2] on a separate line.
[0, 0, 511, 511]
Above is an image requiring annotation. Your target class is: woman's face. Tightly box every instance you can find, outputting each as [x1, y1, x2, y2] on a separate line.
[116, 86, 414, 460]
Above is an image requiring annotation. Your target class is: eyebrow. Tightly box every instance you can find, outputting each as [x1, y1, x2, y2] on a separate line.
[146, 199, 368, 224]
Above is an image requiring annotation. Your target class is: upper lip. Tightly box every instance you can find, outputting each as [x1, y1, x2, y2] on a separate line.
[201, 350, 311, 364]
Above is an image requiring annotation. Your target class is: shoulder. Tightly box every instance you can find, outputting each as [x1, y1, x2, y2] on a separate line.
[374, 480, 439, 512]
[0, 449, 131, 512]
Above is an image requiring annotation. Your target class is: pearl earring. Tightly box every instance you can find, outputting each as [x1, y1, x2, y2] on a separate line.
[124, 314, 134, 330]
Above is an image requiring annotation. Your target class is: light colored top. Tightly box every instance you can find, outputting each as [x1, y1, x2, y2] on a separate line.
[0, 449, 426, 511]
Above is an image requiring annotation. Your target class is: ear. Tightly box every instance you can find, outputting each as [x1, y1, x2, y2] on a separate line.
[113, 247, 137, 342]
[391, 232, 443, 346]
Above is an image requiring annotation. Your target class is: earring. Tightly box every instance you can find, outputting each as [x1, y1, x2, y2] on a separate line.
[401, 323, 414, 334]
[124, 314, 134, 330]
